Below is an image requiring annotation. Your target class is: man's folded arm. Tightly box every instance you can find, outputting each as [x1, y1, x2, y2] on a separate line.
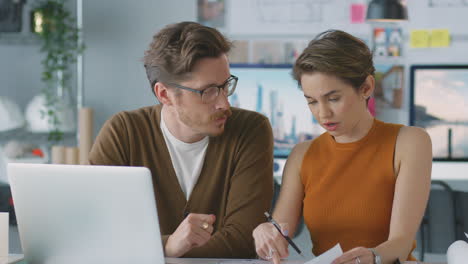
[184, 118, 274, 258]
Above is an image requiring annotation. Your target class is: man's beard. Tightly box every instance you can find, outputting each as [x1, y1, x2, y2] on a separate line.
[178, 108, 232, 137]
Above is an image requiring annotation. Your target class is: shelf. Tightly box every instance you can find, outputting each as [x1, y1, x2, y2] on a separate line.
[0, 128, 76, 143]
[0, 33, 40, 45]
[373, 56, 405, 65]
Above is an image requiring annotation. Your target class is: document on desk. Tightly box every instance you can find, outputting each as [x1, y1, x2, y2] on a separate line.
[303, 244, 343, 264]
[165, 258, 303, 264]
[165, 244, 342, 264]
[217, 260, 303, 264]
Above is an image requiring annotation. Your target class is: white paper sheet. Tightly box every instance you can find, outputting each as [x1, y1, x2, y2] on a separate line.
[447, 240, 468, 264]
[218, 260, 303, 264]
[0, 254, 24, 264]
[166, 244, 343, 264]
[304, 244, 343, 264]
[165, 259, 304, 264]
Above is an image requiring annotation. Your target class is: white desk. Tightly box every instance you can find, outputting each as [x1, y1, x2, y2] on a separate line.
[1, 256, 444, 264]
[274, 160, 468, 190]
[165, 258, 443, 264]
[432, 162, 468, 191]
[0, 254, 22, 264]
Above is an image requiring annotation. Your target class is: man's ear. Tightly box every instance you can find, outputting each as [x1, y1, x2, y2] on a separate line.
[360, 75, 375, 99]
[154, 82, 173, 105]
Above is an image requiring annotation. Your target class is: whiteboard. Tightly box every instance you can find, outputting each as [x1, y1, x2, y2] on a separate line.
[406, 0, 468, 35]
[227, 0, 371, 36]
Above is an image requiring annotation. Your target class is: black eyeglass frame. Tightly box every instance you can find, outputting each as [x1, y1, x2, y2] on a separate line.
[166, 75, 238, 103]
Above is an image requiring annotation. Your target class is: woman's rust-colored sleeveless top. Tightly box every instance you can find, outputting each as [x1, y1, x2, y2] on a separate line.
[301, 119, 416, 260]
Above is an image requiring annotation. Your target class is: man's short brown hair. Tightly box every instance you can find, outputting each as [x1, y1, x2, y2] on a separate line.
[143, 21, 232, 95]
[292, 30, 375, 92]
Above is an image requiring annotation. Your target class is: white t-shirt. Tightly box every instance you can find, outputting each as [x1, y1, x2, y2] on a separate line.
[160, 111, 209, 200]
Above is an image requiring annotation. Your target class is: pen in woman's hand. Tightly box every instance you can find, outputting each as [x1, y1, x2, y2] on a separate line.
[264, 212, 305, 258]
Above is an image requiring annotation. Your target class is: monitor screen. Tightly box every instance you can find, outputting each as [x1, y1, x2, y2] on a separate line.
[230, 64, 325, 158]
[410, 65, 468, 160]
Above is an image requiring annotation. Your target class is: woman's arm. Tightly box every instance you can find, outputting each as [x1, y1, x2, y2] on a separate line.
[273, 140, 310, 233]
[252, 140, 310, 264]
[378, 126, 432, 263]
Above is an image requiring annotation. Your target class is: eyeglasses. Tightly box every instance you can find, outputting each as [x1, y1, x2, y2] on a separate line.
[167, 75, 238, 104]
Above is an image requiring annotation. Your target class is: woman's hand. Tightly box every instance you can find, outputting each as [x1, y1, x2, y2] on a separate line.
[331, 247, 374, 264]
[252, 222, 290, 264]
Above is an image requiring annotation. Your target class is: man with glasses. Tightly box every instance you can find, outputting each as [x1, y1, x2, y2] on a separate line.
[88, 22, 274, 258]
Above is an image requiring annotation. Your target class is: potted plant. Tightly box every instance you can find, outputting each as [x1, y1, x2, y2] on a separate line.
[28, 0, 84, 142]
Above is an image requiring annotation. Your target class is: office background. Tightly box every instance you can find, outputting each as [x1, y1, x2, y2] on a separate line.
[2, 0, 468, 262]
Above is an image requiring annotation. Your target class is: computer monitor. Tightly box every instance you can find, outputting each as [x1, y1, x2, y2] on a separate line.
[230, 64, 325, 158]
[410, 65, 468, 161]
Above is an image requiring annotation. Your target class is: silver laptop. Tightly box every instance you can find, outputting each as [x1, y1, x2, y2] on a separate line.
[8, 163, 164, 264]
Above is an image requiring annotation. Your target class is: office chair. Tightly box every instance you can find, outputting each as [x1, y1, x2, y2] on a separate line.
[454, 190, 468, 241]
[417, 180, 458, 261]
[0, 182, 16, 225]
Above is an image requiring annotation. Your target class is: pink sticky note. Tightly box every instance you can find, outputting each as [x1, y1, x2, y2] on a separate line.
[351, 4, 366, 24]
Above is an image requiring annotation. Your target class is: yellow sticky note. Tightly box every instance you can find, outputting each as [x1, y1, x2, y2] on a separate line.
[431, 29, 451, 47]
[410, 30, 430, 48]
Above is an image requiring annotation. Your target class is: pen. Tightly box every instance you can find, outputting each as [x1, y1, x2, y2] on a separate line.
[264, 212, 304, 258]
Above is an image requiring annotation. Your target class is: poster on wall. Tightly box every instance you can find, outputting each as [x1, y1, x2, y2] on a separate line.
[0, 0, 25, 32]
[373, 64, 405, 124]
[373, 27, 403, 58]
[228, 39, 308, 65]
[197, 0, 226, 30]
[229, 40, 249, 64]
[251, 40, 307, 64]
[410, 65, 468, 160]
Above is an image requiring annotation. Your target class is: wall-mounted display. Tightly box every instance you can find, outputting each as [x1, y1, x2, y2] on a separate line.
[230, 64, 325, 158]
[410, 65, 468, 160]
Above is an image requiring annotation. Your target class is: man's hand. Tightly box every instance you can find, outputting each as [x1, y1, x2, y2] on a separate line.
[165, 213, 216, 257]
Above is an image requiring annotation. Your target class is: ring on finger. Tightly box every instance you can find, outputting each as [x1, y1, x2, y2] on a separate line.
[264, 248, 276, 260]
[201, 222, 209, 230]
[355, 256, 361, 264]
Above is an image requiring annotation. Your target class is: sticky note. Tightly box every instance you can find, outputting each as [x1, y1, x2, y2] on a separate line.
[410, 30, 430, 48]
[431, 29, 451, 47]
[351, 4, 366, 24]
[0, 213, 8, 257]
